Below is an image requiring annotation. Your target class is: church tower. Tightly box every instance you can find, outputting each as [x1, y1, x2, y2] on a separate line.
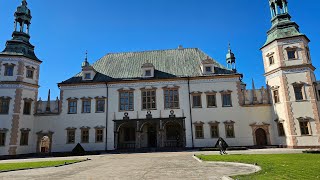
[0, 0, 41, 155]
[262, 0, 320, 147]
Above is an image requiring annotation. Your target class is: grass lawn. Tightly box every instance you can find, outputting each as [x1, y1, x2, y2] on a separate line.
[197, 154, 320, 180]
[0, 160, 83, 172]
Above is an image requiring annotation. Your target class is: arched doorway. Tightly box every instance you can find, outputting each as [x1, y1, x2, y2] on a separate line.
[164, 122, 183, 147]
[117, 123, 136, 149]
[255, 128, 268, 146]
[40, 136, 50, 153]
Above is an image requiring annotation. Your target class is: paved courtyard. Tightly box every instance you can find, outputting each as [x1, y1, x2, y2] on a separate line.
[0, 149, 304, 180]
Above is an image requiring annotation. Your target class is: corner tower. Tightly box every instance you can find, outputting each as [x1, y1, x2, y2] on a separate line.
[0, 0, 42, 156]
[261, 0, 320, 148]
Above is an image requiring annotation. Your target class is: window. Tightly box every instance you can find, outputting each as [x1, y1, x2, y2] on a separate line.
[164, 89, 179, 109]
[210, 124, 219, 138]
[96, 129, 103, 143]
[84, 73, 91, 79]
[222, 93, 232, 107]
[23, 101, 32, 115]
[225, 122, 235, 138]
[26, 69, 34, 79]
[273, 90, 280, 103]
[4, 65, 14, 76]
[142, 89, 156, 110]
[293, 86, 304, 101]
[207, 94, 217, 107]
[82, 99, 91, 113]
[20, 130, 29, 146]
[81, 129, 89, 143]
[96, 99, 105, 113]
[299, 121, 311, 136]
[68, 100, 77, 114]
[119, 91, 134, 111]
[277, 123, 285, 137]
[0, 98, 10, 114]
[205, 66, 212, 73]
[195, 125, 204, 139]
[269, 56, 275, 65]
[192, 94, 202, 108]
[67, 129, 75, 144]
[287, 50, 297, 60]
[0, 132, 6, 146]
[145, 70, 151, 77]
[124, 127, 136, 141]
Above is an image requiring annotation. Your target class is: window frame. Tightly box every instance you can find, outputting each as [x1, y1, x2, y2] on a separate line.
[221, 91, 233, 107]
[81, 128, 90, 143]
[26, 67, 35, 79]
[4, 64, 15, 76]
[0, 97, 11, 114]
[81, 98, 92, 113]
[119, 90, 134, 111]
[224, 121, 235, 138]
[298, 119, 312, 136]
[293, 85, 304, 101]
[0, 129, 7, 146]
[273, 89, 280, 103]
[209, 122, 220, 138]
[205, 66, 212, 73]
[269, 56, 275, 65]
[206, 92, 217, 108]
[163, 87, 180, 109]
[141, 88, 157, 110]
[20, 129, 30, 146]
[286, 48, 298, 60]
[95, 98, 106, 113]
[277, 122, 285, 137]
[84, 73, 91, 80]
[23, 99, 32, 115]
[144, 70, 151, 77]
[66, 128, 76, 144]
[68, 99, 78, 114]
[191, 93, 202, 108]
[95, 128, 104, 143]
[194, 124, 204, 139]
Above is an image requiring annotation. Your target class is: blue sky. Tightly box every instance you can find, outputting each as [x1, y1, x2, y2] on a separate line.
[1, 0, 319, 99]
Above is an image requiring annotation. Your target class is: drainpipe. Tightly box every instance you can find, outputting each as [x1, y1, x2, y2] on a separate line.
[187, 77, 194, 148]
[105, 82, 109, 151]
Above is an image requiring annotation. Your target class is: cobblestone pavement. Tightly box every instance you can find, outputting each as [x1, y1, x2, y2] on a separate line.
[0, 149, 304, 180]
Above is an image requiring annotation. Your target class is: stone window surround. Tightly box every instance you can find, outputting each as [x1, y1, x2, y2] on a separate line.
[23, 98, 33, 115]
[292, 82, 308, 102]
[0, 128, 8, 146]
[66, 127, 76, 144]
[297, 117, 312, 136]
[95, 96, 106, 113]
[220, 90, 233, 107]
[95, 126, 105, 143]
[191, 91, 202, 108]
[20, 128, 31, 146]
[67, 98, 78, 114]
[224, 120, 235, 138]
[193, 121, 204, 139]
[3, 63, 16, 76]
[81, 97, 92, 113]
[285, 46, 299, 60]
[208, 121, 220, 138]
[163, 85, 180, 109]
[270, 86, 280, 104]
[274, 119, 285, 137]
[141, 87, 157, 110]
[25, 65, 35, 79]
[0, 96, 11, 114]
[80, 126, 90, 143]
[205, 91, 217, 108]
[118, 88, 135, 112]
[266, 52, 275, 66]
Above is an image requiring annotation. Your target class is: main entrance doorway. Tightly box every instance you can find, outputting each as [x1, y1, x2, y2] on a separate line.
[147, 126, 157, 148]
[255, 128, 268, 146]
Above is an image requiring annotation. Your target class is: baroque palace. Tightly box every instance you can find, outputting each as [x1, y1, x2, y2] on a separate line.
[1, 0, 320, 156]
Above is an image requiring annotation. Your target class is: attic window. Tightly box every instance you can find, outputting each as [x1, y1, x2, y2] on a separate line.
[205, 66, 212, 73]
[145, 70, 151, 77]
[84, 73, 91, 80]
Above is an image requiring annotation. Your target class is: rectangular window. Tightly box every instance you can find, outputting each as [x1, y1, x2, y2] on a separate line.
[145, 70, 151, 77]
[20, 131, 29, 146]
[119, 91, 134, 111]
[23, 101, 31, 115]
[82, 100, 91, 113]
[225, 124, 235, 138]
[84, 73, 91, 79]
[273, 90, 280, 103]
[96, 99, 105, 113]
[205, 66, 212, 73]
[294, 86, 304, 101]
[287, 50, 296, 60]
[96, 129, 103, 143]
[195, 125, 204, 139]
[124, 127, 136, 142]
[142, 90, 156, 110]
[269, 56, 275, 65]
[164, 89, 180, 109]
[277, 123, 285, 137]
[67, 130, 75, 144]
[192, 94, 202, 108]
[0, 99, 10, 114]
[210, 125, 219, 138]
[68, 100, 77, 114]
[300, 121, 310, 136]
[81, 129, 89, 143]
[4, 65, 14, 76]
[26, 69, 34, 79]
[222, 94, 232, 107]
[0, 132, 6, 146]
[207, 94, 217, 107]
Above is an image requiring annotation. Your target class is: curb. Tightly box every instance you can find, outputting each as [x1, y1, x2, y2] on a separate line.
[0, 158, 91, 173]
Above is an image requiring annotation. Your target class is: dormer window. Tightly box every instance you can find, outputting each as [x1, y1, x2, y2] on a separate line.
[84, 73, 91, 80]
[205, 66, 212, 73]
[201, 57, 215, 74]
[141, 62, 155, 78]
[145, 70, 151, 77]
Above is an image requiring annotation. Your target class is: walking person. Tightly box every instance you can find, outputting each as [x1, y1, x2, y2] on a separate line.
[216, 137, 228, 155]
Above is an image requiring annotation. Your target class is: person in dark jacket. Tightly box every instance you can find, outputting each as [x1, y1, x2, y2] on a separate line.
[215, 137, 228, 155]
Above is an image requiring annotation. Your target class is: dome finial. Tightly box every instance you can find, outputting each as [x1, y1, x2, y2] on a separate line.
[82, 50, 90, 68]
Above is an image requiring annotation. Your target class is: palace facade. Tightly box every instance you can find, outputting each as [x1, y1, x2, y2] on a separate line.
[1, 0, 320, 156]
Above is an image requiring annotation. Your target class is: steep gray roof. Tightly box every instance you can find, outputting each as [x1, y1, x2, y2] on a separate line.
[60, 48, 235, 84]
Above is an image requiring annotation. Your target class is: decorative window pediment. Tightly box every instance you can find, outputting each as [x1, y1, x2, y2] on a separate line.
[191, 91, 203, 95]
[94, 125, 105, 129]
[224, 120, 235, 124]
[270, 85, 280, 90]
[193, 121, 204, 125]
[208, 121, 220, 125]
[66, 127, 77, 130]
[80, 126, 91, 130]
[118, 87, 135, 92]
[162, 85, 180, 89]
[205, 90, 217, 94]
[220, 90, 233, 94]
[266, 52, 275, 57]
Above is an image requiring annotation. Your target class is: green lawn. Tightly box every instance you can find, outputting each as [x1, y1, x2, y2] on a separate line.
[0, 160, 83, 172]
[197, 154, 320, 180]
